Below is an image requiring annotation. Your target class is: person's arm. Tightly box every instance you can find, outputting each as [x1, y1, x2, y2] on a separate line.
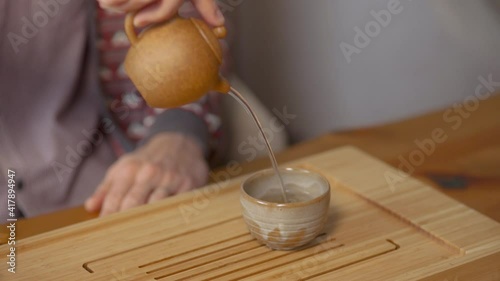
[85, 131, 210, 216]
[85, 0, 226, 216]
[140, 98, 216, 159]
[85, 92, 223, 216]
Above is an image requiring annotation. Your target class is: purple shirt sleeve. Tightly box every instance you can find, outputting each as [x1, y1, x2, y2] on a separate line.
[0, 0, 116, 219]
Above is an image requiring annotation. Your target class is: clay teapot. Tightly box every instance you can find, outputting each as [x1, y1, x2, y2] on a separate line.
[124, 13, 230, 108]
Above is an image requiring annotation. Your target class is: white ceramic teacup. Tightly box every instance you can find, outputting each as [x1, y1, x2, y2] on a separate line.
[240, 168, 330, 250]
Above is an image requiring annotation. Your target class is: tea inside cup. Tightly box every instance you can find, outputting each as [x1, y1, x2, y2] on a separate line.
[240, 168, 330, 250]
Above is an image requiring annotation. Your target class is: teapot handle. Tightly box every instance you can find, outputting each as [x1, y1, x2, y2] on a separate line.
[125, 12, 139, 46]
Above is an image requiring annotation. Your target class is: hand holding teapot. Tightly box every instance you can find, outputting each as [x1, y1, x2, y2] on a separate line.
[106, 0, 230, 108]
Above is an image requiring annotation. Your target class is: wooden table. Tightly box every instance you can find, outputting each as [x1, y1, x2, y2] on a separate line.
[2, 93, 500, 242]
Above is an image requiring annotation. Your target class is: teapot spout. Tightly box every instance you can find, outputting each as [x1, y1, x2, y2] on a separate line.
[214, 77, 231, 94]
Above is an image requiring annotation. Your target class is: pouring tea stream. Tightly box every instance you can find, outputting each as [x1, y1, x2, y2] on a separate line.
[123, 13, 288, 202]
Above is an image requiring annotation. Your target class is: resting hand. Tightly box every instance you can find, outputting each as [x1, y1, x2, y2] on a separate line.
[85, 133, 209, 216]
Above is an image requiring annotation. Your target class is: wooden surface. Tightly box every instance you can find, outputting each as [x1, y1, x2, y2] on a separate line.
[2, 93, 499, 244]
[1, 146, 499, 280]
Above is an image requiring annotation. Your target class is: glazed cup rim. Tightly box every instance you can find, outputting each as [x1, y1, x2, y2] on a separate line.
[240, 167, 330, 208]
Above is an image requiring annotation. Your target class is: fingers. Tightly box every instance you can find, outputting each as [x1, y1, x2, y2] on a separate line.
[176, 177, 196, 194]
[147, 170, 182, 202]
[98, 0, 224, 27]
[100, 161, 139, 216]
[191, 0, 225, 26]
[97, 0, 128, 10]
[99, 0, 158, 13]
[89, 132, 210, 216]
[84, 186, 107, 213]
[84, 163, 117, 212]
[119, 163, 161, 211]
[147, 187, 171, 204]
[133, 0, 185, 27]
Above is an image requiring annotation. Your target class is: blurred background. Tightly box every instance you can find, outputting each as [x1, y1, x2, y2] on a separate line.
[226, 0, 500, 143]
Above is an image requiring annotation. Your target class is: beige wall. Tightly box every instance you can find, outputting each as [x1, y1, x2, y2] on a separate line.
[229, 0, 500, 142]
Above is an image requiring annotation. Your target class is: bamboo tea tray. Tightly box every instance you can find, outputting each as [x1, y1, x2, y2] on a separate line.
[2, 147, 500, 280]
